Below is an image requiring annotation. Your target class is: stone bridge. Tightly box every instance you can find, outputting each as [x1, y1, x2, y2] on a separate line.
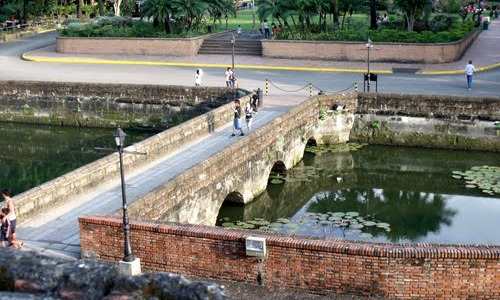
[127, 93, 357, 225]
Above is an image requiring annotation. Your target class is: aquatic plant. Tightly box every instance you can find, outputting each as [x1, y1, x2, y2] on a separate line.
[305, 142, 366, 155]
[218, 211, 390, 241]
[451, 166, 500, 195]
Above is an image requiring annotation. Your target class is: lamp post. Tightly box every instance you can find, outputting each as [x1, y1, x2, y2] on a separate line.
[114, 127, 141, 275]
[231, 33, 236, 70]
[365, 38, 373, 92]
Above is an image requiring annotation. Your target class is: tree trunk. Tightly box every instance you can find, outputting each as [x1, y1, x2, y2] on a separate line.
[77, 0, 83, 18]
[406, 14, 415, 32]
[331, 0, 339, 29]
[370, 0, 377, 30]
[98, 0, 104, 16]
[113, 0, 121, 16]
[341, 11, 347, 29]
[165, 13, 172, 33]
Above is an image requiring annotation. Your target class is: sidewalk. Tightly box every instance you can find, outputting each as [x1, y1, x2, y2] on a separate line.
[22, 20, 500, 75]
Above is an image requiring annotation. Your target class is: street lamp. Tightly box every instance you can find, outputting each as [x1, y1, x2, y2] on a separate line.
[231, 33, 236, 70]
[365, 38, 373, 92]
[114, 127, 141, 275]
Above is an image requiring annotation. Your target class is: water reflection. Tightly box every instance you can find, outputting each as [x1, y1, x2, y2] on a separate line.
[0, 122, 152, 195]
[308, 189, 456, 242]
[218, 145, 500, 244]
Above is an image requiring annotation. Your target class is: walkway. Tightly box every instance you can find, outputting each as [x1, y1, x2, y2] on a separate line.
[17, 95, 305, 259]
[23, 20, 500, 75]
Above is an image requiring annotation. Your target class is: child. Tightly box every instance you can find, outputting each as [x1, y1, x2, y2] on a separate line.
[244, 102, 254, 132]
[0, 210, 10, 248]
[231, 100, 244, 136]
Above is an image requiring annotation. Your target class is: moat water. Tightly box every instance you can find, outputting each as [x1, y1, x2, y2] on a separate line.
[0, 122, 152, 195]
[218, 145, 500, 245]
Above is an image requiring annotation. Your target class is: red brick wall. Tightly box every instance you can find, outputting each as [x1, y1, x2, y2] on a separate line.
[80, 216, 500, 299]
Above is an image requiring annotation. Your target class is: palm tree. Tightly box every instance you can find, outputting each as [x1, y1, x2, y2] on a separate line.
[141, 0, 174, 33]
[172, 0, 208, 32]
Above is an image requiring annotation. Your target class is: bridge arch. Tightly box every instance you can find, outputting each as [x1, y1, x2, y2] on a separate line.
[270, 160, 287, 177]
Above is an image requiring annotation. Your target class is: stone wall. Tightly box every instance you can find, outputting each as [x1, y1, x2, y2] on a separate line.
[79, 216, 500, 299]
[357, 92, 500, 121]
[353, 93, 500, 151]
[57, 34, 209, 56]
[125, 93, 357, 225]
[10, 81, 251, 221]
[0, 80, 244, 129]
[0, 247, 225, 299]
[262, 30, 480, 63]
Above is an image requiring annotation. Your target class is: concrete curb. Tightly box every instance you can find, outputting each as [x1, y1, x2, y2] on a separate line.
[419, 62, 500, 75]
[21, 52, 500, 75]
[21, 53, 393, 74]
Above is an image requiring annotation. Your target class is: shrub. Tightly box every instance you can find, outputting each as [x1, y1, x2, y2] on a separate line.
[430, 14, 454, 32]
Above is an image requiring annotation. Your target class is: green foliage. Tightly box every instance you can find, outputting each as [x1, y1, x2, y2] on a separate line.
[429, 14, 454, 32]
[276, 20, 474, 43]
[60, 16, 208, 38]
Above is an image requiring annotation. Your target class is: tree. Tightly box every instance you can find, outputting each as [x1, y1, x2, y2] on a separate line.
[141, 0, 173, 33]
[369, 0, 377, 30]
[394, 0, 427, 31]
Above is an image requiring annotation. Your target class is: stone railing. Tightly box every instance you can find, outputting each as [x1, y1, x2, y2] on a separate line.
[262, 30, 481, 63]
[79, 216, 500, 299]
[10, 81, 251, 220]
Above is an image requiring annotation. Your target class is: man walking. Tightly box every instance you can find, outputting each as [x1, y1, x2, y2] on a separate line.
[465, 60, 476, 91]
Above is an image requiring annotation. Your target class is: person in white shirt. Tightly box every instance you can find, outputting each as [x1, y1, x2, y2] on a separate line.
[244, 102, 254, 132]
[465, 60, 476, 90]
[194, 69, 203, 86]
[225, 67, 233, 87]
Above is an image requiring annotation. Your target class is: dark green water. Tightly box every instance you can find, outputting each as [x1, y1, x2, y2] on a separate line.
[0, 122, 152, 195]
[218, 145, 500, 245]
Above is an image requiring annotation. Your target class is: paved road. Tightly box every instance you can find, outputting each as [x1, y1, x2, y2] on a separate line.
[1, 32, 500, 97]
[2, 33, 499, 259]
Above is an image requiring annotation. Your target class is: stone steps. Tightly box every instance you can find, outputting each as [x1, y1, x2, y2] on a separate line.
[198, 39, 262, 56]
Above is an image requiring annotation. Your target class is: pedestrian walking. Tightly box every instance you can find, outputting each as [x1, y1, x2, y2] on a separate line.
[236, 25, 242, 35]
[465, 60, 476, 90]
[244, 102, 254, 132]
[1, 190, 22, 248]
[225, 67, 233, 88]
[230, 71, 238, 88]
[194, 69, 203, 86]
[231, 100, 244, 136]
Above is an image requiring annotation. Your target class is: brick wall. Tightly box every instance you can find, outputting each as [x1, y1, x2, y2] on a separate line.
[262, 30, 480, 63]
[10, 81, 251, 220]
[79, 216, 500, 299]
[57, 36, 205, 56]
